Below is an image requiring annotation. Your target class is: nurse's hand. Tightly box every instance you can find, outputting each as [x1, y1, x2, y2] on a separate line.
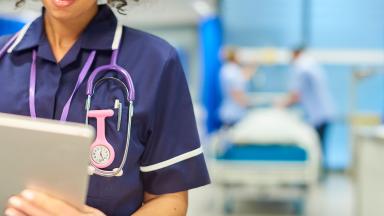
[5, 190, 105, 216]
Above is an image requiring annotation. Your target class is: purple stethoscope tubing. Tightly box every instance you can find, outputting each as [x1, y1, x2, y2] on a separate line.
[86, 49, 135, 102]
[85, 46, 135, 177]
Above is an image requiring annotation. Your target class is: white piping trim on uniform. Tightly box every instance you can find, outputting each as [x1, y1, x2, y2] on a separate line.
[7, 22, 33, 53]
[140, 146, 204, 173]
[112, 24, 123, 50]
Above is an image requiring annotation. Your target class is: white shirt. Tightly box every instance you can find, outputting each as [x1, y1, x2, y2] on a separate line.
[290, 54, 335, 126]
[219, 62, 247, 124]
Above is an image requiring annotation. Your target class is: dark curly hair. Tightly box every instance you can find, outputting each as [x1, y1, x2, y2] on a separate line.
[15, 0, 138, 14]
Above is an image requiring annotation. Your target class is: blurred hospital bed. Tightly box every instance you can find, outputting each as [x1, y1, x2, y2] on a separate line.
[209, 108, 321, 215]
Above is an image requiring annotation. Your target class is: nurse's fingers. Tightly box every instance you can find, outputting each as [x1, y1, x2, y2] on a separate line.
[4, 208, 27, 216]
[82, 205, 106, 216]
[7, 196, 50, 216]
[20, 190, 78, 216]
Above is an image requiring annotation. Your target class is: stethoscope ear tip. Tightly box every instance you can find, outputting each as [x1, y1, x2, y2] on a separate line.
[88, 166, 96, 176]
[87, 166, 124, 177]
[113, 168, 124, 177]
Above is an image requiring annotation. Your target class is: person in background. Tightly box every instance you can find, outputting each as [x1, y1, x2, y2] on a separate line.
[219, 47, 254, 127]
[278, 47, 335, 167]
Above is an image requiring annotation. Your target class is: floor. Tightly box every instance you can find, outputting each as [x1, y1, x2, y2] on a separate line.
[187, 173, 355, 216]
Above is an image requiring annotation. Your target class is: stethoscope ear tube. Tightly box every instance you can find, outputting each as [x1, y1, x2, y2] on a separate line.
[85, 77, 130, 125]
[86, 51, 135, 102]
[84, 50, 135, 178]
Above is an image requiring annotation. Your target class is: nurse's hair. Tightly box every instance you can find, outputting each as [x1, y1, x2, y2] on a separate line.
[221, 47, 238, 63]
[109, 0, 139, 14]
[292, 46, 306, 60]
[15, 0, 139, 14]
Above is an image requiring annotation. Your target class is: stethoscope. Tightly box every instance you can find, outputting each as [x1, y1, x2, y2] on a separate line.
[0, 23, 135, 178]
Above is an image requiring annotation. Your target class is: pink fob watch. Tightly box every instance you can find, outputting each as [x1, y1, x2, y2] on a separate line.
[88, 109, 116, 169]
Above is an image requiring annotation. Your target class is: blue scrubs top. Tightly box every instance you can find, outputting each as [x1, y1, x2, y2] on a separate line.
[0, 5, 210, 215]
[289, 54, 335, 127]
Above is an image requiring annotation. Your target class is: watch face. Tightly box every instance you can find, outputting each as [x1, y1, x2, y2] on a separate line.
[91, 145, 111, 165]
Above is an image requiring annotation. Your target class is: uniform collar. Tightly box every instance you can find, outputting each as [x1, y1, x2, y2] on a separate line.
[79, 4, 119, 50]
[11, 4, 119, 55]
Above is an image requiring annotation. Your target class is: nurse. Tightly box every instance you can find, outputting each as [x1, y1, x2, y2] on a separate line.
[2, 0, 210, 215]
[219, 47, 254, 126]
[278, 47, 335, 166]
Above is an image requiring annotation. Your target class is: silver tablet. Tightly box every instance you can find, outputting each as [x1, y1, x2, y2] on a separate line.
[0, 112, 94, 211]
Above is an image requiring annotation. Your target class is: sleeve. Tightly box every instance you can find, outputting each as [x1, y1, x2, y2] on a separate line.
[140, 48, 211, 195]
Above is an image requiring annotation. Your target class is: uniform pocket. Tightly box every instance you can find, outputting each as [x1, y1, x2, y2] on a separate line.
[86, 105, 132, 197]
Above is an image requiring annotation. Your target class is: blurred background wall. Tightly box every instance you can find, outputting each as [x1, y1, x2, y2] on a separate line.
[220, 0, 384, 169]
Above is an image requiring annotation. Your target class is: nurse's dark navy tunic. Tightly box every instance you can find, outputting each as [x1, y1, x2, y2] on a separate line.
[0, 5, 210, 215]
